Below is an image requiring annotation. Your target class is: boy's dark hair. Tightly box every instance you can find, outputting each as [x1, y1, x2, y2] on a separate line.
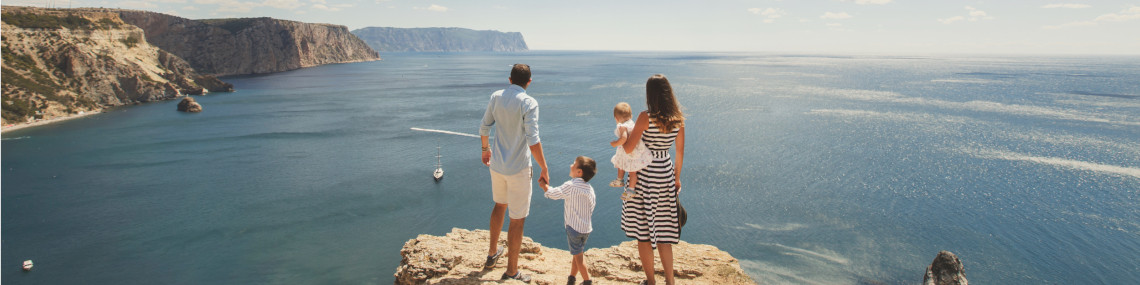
[510, 64, 531, 86]
[576, 156, 597, 182]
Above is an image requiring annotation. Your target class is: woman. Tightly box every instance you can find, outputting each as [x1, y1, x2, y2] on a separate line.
[620, 74, 686, 285]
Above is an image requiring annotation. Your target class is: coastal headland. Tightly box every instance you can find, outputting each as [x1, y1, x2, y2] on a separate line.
[1, 5, 384, 131]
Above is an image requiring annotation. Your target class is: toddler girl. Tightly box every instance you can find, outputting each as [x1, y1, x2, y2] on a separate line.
[609, 102, 652, 201]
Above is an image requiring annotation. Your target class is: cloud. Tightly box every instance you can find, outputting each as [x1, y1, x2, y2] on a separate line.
[938, 16, 964, 24]
[1095, 6, 1140, 22]
[748, 7, 786, 23]
[1043, 21, 1097, 29]
[965, 6, 994, 21]
[119, 1, 159, 8]
[262, 0, 304, 9]
[820, 12, 852, 19]
[309, 1, 351, 12]
[1044, 6, 1140, 29]
[840, 0, 892, 5]
[182, 5, 198, 10]
[940, 6, 993, 24]
[416, 4, 448, 12]
[193, 0, 305, 13]
[1042, 3, 1091, 9]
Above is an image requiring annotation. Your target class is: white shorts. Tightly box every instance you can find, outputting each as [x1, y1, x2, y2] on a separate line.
[490, 168, 533, 219]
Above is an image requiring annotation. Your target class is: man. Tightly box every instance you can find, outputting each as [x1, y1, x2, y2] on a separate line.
[479, 63, 549, 283]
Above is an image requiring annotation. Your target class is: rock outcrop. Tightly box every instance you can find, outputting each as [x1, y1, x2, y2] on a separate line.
[114, 10, 380, 76]
[395, 228, 756, 285]
[1, 6, 232, 125]
[352, 27, 528, 52]
[177, 97, 201, 112]
[923, 251, 968, 285]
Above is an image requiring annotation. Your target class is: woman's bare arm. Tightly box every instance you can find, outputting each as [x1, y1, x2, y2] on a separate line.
[674, 125, 685, 189]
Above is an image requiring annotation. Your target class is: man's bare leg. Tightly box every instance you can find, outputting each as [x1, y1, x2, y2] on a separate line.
[504, 217, 526, 276]
[488, 203, 507, 256]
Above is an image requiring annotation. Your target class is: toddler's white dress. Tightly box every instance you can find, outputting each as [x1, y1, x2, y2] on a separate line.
[610, 120, 652, 172]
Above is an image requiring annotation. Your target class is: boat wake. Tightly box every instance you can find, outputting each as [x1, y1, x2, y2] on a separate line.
[410, 128, 480, 138]
[2, 136, 30, 141]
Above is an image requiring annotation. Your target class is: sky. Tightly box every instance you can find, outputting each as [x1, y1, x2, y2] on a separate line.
[9, 0, 1140, 54]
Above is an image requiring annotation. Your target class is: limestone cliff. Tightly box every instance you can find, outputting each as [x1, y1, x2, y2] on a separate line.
[352, 27, 528, 52]
[394, 228, 757, 285]
[115, 11, 380, 76]
[1, 6, 232, 125]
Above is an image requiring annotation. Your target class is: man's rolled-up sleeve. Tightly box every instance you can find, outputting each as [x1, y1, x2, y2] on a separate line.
[479, 96, 495, 136]
[523, 98, 540, 146]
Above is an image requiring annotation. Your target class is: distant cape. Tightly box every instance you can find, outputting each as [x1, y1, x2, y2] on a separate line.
[351, 27, 528, 52]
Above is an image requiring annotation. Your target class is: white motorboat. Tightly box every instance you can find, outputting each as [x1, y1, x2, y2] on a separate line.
[22, 260, 33, 271]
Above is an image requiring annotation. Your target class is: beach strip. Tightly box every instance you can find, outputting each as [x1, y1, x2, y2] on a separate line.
[1, 110, 103, 134]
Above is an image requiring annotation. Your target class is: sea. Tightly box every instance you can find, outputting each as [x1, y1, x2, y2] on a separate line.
[3, 51, 1139, 284]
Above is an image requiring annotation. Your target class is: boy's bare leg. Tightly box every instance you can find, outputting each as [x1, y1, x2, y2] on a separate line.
[569, 256, 579, 277]
[575, 253, 590, 280]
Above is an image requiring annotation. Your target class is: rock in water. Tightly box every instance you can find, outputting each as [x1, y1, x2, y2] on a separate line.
[177, 97, 202, 112]
[394, 228, 756, 285]
[924, 250, 968, 285]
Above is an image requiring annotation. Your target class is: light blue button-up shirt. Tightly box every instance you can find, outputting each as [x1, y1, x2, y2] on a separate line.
[479, 84, 540, 175]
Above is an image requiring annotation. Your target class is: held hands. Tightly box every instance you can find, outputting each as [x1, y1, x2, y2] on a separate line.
[538, 168, 550, 187]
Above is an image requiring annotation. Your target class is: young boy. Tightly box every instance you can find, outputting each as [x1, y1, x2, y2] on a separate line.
[540, 156, 597, 285]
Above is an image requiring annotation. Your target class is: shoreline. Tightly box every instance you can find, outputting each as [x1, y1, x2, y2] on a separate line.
[1, 110, 103, 134]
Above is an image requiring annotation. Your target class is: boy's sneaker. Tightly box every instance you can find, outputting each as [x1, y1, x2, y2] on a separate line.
[566, 275, 576, 285]
[581, 280, 593, 285]
[608, 179, 624, 188]
[501, 271, 532, 283]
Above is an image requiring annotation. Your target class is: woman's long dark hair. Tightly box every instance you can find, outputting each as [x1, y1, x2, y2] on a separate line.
[646, 74, 685, 132]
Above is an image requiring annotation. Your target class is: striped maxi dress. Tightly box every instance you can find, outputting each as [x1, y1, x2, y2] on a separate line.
[620, 120, 681, 247]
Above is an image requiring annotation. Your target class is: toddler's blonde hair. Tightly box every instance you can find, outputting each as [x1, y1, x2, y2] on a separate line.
[613, 102, 632, 121]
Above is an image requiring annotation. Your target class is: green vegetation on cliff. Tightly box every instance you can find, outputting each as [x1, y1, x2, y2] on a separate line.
[0, 12, 120, 30]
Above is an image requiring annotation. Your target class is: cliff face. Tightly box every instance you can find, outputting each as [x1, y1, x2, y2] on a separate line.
[352, 27, 528, 52]
[116, 11, 380, 76]
[1, 6, 232, 125]
[395, 228, 757, 285]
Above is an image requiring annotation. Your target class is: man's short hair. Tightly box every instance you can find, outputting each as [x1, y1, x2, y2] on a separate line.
[510, 64, 531, 85]
[576, 156, 597, 182]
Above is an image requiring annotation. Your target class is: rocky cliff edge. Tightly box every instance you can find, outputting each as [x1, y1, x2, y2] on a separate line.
[114, 10, 380, 76]
[1, 6, 232, 126]
[395, 228, 757, 285]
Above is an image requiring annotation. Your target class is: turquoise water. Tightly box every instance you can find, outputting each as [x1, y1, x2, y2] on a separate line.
[3, 52, 1139, 284]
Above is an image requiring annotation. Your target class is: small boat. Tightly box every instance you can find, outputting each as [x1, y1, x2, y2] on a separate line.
[22, 260, 33, 271]
[433, 146, 444, 180]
